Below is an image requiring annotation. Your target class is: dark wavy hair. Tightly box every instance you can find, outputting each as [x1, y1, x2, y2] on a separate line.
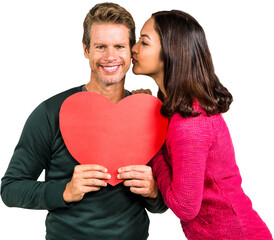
[152, 10, 233, 118]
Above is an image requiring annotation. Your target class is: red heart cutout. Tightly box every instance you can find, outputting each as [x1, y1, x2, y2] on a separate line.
[59, 92, 168, 185]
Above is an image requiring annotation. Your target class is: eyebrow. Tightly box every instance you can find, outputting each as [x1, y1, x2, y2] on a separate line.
[140, 34, 151, 40]
[93, 42, 128, 47]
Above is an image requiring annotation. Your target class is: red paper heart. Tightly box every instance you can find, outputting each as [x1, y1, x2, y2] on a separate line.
[59, 92, 168, 185]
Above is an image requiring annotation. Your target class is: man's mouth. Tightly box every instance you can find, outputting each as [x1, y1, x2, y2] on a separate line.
[101, 65, 120, 73]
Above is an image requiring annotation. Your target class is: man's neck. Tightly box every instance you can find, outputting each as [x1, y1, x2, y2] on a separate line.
[85, 78, 126, 104]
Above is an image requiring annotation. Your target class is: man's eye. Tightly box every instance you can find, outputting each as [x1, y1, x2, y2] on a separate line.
[116, 45, 124, 49]
[96, 46, 105, 50]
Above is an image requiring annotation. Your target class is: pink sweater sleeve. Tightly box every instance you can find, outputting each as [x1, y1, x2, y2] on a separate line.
[151, 114, 213, 222]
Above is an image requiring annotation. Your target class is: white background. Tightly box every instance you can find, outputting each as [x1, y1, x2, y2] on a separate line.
[0, 0, 273, 239]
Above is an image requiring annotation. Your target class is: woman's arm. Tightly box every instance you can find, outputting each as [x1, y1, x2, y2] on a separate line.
[151, 114, 212, 222]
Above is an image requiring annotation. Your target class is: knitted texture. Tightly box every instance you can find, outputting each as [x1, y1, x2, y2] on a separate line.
[151, 104, 273, 240]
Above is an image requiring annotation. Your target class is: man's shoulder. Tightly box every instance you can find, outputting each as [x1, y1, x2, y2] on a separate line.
[33, 85, 83, 121]
[45, 86, 82, 104]
[43, 85, 83, 110]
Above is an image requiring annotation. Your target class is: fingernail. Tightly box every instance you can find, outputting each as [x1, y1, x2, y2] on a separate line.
[105, 168, 108, 172]
[107, 174, 111, 179]
[117, 174, 120, 179]
[117, 168, 121, 173]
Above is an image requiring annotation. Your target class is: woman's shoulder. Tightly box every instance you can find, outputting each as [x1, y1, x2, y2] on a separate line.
[166, 113, 214, 149]
[168, 109, 224, 138]
[169, 112, 207, 135]
[169, 110, 210, 126]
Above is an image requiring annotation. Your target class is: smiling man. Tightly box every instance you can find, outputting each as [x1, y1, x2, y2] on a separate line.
[1, 3, 167, 240]
[83, 22, 130, 102]
[84, 23, 130, 86]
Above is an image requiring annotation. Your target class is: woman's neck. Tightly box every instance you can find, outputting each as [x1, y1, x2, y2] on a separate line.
[153, 75, 167, 98]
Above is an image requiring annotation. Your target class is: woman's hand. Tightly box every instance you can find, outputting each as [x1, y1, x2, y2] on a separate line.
[131, 89, 152, 95]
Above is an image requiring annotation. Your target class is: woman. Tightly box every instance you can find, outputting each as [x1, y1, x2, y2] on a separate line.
[132, 10, 273, 240]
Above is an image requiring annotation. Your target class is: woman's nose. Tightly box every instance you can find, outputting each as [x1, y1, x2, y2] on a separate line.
[132, 42, 139, 54]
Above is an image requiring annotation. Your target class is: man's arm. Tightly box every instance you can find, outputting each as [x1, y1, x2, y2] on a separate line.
[1, 102, 111, 209]
[1, 103, 68, 210]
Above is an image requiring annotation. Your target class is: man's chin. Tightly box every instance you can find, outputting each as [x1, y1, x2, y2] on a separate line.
[100, 77, 124, 86]
[104, 82, 118, 86]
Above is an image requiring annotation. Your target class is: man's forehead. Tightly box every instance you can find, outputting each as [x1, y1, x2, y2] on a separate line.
[90, 22, 130, 44]
[92, 38, 129, 45]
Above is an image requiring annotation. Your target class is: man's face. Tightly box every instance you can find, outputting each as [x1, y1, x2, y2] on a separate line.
[84, 23, 131, 85]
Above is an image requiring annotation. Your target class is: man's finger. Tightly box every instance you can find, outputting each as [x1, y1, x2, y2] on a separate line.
[84, 179, 108, 187]
[75, 164, 108, 173]
[117, 171, 152, 181]
[81, 171, 111, 180]
[118, 165, 151, 173]
[128, 187, 150, 197]
[123, 179, 147, 188]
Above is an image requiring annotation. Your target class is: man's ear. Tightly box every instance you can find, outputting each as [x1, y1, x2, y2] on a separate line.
[82, 41, 89, 59]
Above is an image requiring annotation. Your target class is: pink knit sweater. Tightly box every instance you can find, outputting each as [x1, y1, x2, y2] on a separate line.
[151, 105, 273, 240]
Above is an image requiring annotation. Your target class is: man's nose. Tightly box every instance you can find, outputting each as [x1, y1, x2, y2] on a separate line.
[104, 47, 117, 61]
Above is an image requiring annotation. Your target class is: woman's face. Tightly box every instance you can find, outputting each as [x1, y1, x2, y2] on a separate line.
[132, 18, 164, 84]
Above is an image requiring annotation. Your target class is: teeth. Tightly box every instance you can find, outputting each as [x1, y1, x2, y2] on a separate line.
[103, 66, 118, 70]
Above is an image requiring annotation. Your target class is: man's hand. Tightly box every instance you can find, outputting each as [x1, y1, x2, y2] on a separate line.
[131, 89, 152, 95]
[117, 165, 158, 199]
[63, 164, 111, 203]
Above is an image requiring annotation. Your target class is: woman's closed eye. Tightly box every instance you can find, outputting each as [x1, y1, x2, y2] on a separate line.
[141, 41, 148, 46]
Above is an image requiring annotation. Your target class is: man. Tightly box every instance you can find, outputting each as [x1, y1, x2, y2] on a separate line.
[1, 3, 167, 240]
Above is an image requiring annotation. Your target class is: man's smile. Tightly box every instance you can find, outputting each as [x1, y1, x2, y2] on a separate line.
[101, 65, 120, 73]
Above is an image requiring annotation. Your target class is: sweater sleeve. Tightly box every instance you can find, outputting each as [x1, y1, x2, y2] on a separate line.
[1, 103, 70, 211]
[151, 114, 212, 222]
[143, 186, 168, 213]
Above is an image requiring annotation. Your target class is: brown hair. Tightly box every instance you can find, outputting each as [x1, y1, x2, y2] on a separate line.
[152, 10, 233, 118]
[83, 2, 136, 51]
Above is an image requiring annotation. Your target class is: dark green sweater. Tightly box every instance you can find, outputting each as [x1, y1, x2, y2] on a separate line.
[1, 86, 167, 240]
